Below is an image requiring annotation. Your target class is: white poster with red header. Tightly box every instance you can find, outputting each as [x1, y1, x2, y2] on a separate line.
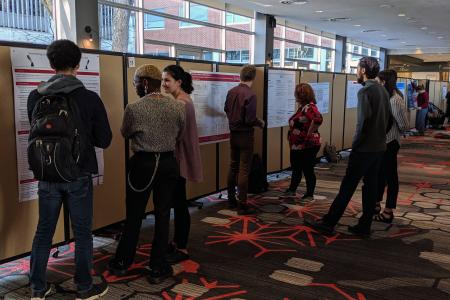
[10, 47, 104, 202]
[190, 71, 240, 144]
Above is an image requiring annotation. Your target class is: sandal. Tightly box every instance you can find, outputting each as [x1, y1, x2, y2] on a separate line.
[374, 211, 394, 224]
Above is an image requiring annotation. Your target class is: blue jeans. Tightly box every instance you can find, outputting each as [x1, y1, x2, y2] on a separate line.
[415, 108, 428, 133]
[30, 176, 93, 293]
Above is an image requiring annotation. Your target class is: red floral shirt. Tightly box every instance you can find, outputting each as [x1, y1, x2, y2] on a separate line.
[288, 102, 323, 150]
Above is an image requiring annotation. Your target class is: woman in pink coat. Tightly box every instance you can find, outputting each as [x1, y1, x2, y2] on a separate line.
[162, 65, 203, 263]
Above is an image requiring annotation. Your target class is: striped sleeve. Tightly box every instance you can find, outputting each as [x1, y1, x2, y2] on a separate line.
[391, 94, 409, 132]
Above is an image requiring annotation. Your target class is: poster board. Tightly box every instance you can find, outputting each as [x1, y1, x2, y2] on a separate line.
[331, 74, 346, 151]
[0, 46, 64, 260]
[267, 69, 296, 128]
[346, 80, 360, 109]
[344, 76, 358, 149]
[190, 71, 240, 144]
[10, 47, 104, 202]
[310, 82, 330, 114]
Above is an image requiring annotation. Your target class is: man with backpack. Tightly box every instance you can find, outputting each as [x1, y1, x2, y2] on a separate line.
[27, 40, 112, 300]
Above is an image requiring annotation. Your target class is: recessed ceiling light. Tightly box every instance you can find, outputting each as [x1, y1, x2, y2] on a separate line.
[315, 10, 324, 13]
[420, 27, 428, 30]
[326, 17, 352, 22]
[387, 38, 400, 41]
[362, 29, 381, 33]
[398, 13, 406, 17]
[353, 24, 361, 27]
[381, 34, 387, 37]
[437, 36, 444, 39]
[280, 0, 308, 4]
[380, 4, 394, 8]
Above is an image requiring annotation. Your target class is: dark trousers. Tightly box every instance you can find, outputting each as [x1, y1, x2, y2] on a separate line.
[30, 176, 93, 293]
[376, 140, 400, 209]
[288, 146, 321, 195]
[323, 151, 383, 230]
[173, 177, 190, 249]
[227, 131, 254, 203]
[114, 152, 178, 269]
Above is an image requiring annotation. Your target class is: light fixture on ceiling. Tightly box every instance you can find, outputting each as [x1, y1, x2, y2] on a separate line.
[420, 27, 428, 30]
[380, 4, 394, 8]
[249, 1, 272, 7]
[401, 41, 407, 44]
[398, 13, 406, 17]
[326, 17, 352, 22]
[315, 10, 324, 13]
[353, 24, 361, 27]
[381, 34, 387, 37]
[362, 29, 381, 33]
[387, 38, 400, 41]
[437, 36, 444, 39]
[280, 0, 308, 4]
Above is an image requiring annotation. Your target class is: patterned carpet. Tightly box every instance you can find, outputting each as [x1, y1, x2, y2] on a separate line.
[1, 130, 450, 299]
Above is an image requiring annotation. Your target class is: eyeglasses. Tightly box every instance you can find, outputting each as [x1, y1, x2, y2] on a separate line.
[132, 79, 141, 87]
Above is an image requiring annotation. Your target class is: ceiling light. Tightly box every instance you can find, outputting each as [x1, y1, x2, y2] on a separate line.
[327, 17, 352, 22]
[380, 4, 394, 8]
[249, 1, 272, 7]
[353, 24, 361, 27]
[381, 34, 387, 37]
[362, 29, 381, 33]
[437, 36, 444, 39]
[398, 13, 406, 17]
[420, 27, 428, 30]
[401, 41, 407, 44]
[315, 10, 324, 13]
[387, 38, 400, 41]
[280, 0, 308, 4]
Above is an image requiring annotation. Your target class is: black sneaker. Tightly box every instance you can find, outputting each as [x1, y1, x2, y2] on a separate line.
[147, 265, 173, 284]
[166, 249, 190, 264]
[348, 224, 371, 238]
[108, 259, 129, 277]
[75, 282, 108, 300]
[228, 199, 238, 209]
[31, 284, 51, 300]
[281, 189, 296, 197]
[304, 218, 335, 235]
[300, 194, 314, 203]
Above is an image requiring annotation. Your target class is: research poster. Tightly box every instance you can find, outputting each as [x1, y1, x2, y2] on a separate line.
[267, 69, 297, 128]
[190, 71, 240, 144]
[11, 47, 104, 202]
[346, 80, 361, 109]
[310, 82, 330, 114]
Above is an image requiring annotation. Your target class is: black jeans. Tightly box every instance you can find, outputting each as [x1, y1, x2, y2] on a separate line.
[323, 151, 383, 230]
[173, 177, 190, 249]
[114, 152, 178, 269]
[376, 140, 400, 209]
[227, 131, 254, 203]
[288, 146, 321, 195]
[30, 176, 93, 293]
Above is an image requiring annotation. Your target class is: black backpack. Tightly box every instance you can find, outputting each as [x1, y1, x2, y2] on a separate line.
[248, 154, 268, 194]
[27, 94, 84, 182]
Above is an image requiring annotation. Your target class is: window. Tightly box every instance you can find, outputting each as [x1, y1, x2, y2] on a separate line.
[202, 51, 221, 62]
[144, 9, 165, 29]
[144, 44, 171, 57]
[226, 12, 250, 25]
[180, 3, 212, 28]
[225, 50, 249, 63]
[362, 47, 369, 56]
[99, 4, 136, 53]
[0, 0, 54, 45]
[226, 31, 252, 63]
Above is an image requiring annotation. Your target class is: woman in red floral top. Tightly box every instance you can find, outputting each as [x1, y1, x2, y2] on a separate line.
[284, 83, 323, 201]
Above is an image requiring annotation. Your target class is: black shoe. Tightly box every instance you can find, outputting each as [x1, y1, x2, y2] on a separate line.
[166, 249, 190, 264]
[237, 203, 256, 215]
[228, 199, 238, 209]
[75, 282, 108, 300]
[300, 194, 314, 203]
[348, 224, 371, 238]
[147, 265, 173, 284]
[108, 259, 129, 277]
[31, 284, 51, 300]
[305, 218, 335, 235]
[282, 189, 296, 197]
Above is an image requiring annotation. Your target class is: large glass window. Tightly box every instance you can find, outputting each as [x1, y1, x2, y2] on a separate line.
[0, 0, 55, 45]
[273, 24, 335, 71]
[144, 9, 165, 29]
[99, 1, 254, 62]
[345, 42, 380, 73]
[99, 3, 136, 53]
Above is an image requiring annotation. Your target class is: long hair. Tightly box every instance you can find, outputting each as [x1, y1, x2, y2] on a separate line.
[295, 83, 316, 105]
[163, 65, 194, 94]
[378, 69, 399, 98]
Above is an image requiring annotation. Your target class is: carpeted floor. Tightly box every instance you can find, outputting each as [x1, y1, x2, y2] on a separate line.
[1, 130, 450, 299]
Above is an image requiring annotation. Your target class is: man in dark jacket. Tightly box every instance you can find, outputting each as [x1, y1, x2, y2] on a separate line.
[307, 57, 391, 237]
[27, 40, 112, 300]
[224, 65, 264, 215]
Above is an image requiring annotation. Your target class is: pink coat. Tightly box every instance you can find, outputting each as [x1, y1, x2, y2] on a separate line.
[176, 94, 203, 182]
